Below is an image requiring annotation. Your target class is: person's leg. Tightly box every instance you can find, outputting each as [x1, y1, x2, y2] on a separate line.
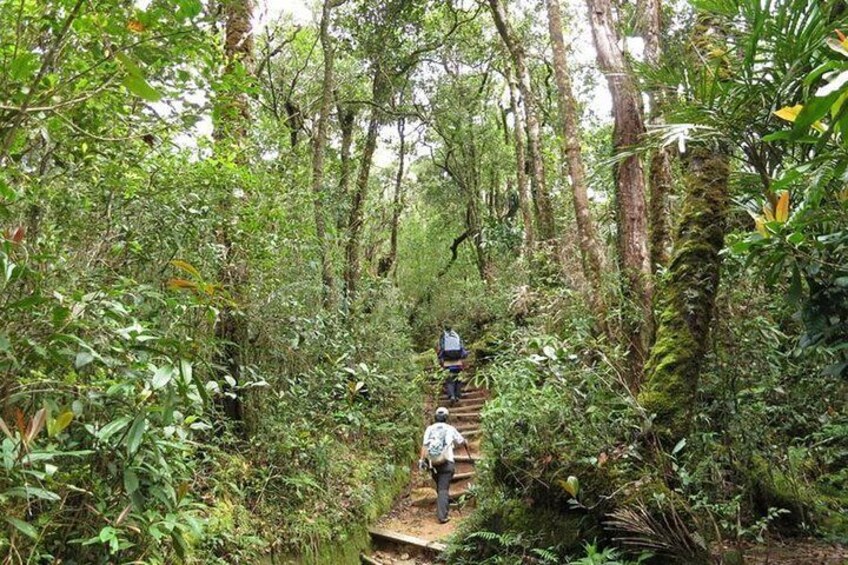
[445, 375, 458, 401]
[435, 462, 455, 522]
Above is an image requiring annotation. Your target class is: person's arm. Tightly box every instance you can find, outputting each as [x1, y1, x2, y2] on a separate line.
[454, 429, 473, 460]
[419, 430, 430, 470]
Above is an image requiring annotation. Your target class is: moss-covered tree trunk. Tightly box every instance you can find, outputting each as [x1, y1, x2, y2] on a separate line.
[638, 0, 674, 272]
[344, 67, 388, 301]
[311, 0, 337, 307]
[335, 98, 356, 230]
[638, 146, 730, 443]
[212, 0, 254, 427]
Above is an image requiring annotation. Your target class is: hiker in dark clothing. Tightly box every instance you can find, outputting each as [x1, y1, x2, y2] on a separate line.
[419, 407, 469, 523]
[436, 324, 468, 403]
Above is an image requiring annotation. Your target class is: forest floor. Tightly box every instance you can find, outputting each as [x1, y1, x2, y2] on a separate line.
[366, 378, 488, 565]
[728, 538, 848, 564]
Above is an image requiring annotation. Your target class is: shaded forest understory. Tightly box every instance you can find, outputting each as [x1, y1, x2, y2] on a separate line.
[1, 0, 846, 563]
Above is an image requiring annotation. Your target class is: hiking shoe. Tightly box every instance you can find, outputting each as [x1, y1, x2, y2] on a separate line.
[439, 517, 451, 524]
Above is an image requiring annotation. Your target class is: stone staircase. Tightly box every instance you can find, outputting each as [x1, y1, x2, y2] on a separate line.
[412, 385, 487, 505]
[365, 383, 489, 564]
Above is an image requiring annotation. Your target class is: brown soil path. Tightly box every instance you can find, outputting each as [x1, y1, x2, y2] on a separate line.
[365, 382, 488, 564]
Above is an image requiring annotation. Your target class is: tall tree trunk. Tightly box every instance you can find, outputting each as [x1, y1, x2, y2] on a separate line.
[546, 0, 607, 315]
[467, 195, 490, 283]
[648, 148, 673, 271]
[638, 146, 729, 444]
[383, 114, 406, 277]
[311, 0, 336, 308]
[639, 0, 673, 272]
[488, 0, 556, 243]
[506, 66, 535, 254]
[212, 0, 254, 426]
[344, 68, 388, 301]
[336, 96, 356, 229]
[587, 0, 652, 381]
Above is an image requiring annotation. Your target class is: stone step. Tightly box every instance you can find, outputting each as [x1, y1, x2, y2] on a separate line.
[440, 390, 487, 401]
[451, 412, 482, 421]
[368, 527, 447, 554]
[454, 461, 475, 475]
[454, 454, 483, 463]
[455, 423, 480, 433]
[449, 402, 486, 413]
[439, 398, 486, 408]
[410, 479, 475, 506]
[451, 471, 475, 482]
[462, 429, 482, 438]
[441, 386, 486, 395]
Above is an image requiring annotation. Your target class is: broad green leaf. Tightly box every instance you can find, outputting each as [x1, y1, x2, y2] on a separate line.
[792, 89, 841, 136]
[124, 468, 139, 494]
[563, 475, 579, 497]
[151, 364, 175, 390]
[48, 411, 74, 437]
[6, 517, 38, 539]
[10, 52, 39, 82]
[115, 52, 144, 79]
[176, 0, 202, 19]
[122, 75, 162, 102]
[4, 486, 60, 501]
[97, 416, 131, 442]
[126, 415, 146, 455]
[74, 350, 94, 369]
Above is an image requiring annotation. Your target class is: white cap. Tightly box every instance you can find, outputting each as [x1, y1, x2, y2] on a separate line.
[435, 407, 449, 416]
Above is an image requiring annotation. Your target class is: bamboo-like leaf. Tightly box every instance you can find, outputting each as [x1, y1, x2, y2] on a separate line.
[26, 408, 46, 443]
[167, 278, 198, 291]
[4, 486, 60, 501]
[0, 417, 13, 439]
[170, 259, 201, 278]
[755, 217, 769, 238]
[115, 504, 133, 525]
[775, 191, 790, 222]
[126, 415, 146, 455]
[6, 517, 38, 539]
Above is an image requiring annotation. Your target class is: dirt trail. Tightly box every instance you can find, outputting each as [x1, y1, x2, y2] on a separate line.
[365, 382, 488, 564]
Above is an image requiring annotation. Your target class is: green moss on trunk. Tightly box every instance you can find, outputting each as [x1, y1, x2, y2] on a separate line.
[638, 146, 730, 444]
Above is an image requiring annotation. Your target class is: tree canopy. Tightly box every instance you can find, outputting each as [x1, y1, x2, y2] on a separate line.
[0, 0, 845, 562]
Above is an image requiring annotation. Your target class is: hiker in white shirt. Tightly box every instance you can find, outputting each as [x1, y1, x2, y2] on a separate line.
[418, 407, 471, 523]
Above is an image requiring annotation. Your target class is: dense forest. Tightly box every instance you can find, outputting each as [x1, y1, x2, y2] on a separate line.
[0, 0, 846, 563]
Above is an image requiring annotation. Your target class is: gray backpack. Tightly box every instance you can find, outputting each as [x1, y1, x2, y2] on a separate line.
[427, 425, 450, 466]
[442, 331, 463, 360]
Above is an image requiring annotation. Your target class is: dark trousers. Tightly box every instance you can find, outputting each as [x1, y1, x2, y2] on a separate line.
[431, 461, 455, 522]
[445, 373, 463, 401]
